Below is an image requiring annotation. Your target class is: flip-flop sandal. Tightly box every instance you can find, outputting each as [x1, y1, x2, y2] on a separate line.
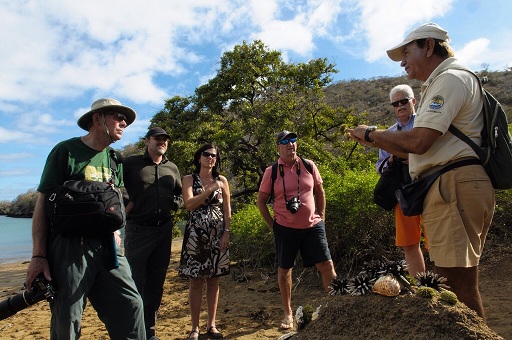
[187, 330, 199, 340]
[280, 317, 294, 329]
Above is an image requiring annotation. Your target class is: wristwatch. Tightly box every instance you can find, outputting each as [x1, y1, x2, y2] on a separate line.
[364, 126, 377, 143]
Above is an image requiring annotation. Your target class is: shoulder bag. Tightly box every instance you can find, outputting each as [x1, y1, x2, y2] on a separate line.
[45, 149, 126, 236]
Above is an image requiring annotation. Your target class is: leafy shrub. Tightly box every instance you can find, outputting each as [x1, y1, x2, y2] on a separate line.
[320, 164, 398, 274]
[230, 204, 276, 268]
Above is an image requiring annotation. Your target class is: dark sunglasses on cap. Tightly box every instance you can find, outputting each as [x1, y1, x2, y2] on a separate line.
[278, 137, 297, 145]
[201, 151, 217, 158]
[391, 98, 411, 107]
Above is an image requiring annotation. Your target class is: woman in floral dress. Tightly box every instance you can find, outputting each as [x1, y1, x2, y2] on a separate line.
[179, 143, 231, 340]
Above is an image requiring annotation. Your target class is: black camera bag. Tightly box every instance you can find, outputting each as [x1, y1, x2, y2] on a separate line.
[45, 149, 126, 236]
[46, 180, 125, 236]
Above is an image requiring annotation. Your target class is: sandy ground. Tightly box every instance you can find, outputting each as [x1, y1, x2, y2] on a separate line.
[0, 238, 511, 340]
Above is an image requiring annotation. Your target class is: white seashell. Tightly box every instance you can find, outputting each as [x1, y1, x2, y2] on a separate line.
[372, 275, 401, 296]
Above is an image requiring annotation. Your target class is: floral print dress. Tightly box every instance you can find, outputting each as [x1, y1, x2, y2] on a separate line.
[178, 174, 230, 278]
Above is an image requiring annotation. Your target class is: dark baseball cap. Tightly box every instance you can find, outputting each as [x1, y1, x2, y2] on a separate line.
[145, 127, 170, 139]
[276, 130, 297, 144]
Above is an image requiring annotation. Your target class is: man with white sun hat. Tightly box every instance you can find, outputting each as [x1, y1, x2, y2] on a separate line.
[348, 23, 494, 319]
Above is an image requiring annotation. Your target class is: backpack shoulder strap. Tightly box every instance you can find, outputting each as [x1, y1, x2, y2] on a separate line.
[269, 162, 278, 201]
[444, 67, 491, 163]
[299, 156, 313, 174]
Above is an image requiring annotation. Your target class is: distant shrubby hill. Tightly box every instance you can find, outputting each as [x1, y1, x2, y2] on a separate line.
[3, 69, 512, 217]
[326, 69, 512, 127]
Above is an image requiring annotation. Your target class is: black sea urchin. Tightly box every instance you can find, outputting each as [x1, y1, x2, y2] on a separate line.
[415, 271, 450, 291]
[348, 273, 376, 296]
[329, 276, 350, 295]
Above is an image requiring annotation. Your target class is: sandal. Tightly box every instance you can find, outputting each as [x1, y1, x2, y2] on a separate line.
[280, 317, 294, 330]
[187, 330, 199, 340]
[207, 325, 224, 339]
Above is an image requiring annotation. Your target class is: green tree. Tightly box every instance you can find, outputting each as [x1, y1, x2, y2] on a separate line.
[149, 40, 354, 204]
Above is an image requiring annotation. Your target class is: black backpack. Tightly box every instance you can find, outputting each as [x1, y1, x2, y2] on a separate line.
[268, 156, 313, 203]
[45, 148, 126, 236]
[446, 67, 512, 190]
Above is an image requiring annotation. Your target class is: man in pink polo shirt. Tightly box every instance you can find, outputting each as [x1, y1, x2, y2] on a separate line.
[256, 130, 337, 330]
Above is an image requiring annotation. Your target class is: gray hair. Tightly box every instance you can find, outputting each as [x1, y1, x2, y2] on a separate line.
[389, 84, 414, 101]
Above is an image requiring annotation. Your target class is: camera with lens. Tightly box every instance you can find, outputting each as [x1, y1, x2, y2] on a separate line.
[285, 197, 301, 214]
[0, 274, 56, 321]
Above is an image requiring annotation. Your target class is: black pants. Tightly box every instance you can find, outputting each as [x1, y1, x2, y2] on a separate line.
[124, 220, 172, 338]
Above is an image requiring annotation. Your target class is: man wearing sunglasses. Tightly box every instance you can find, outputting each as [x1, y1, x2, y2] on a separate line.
[25, 98, 146, 339]
[375, 85, 426, 278]
[123, 126, 183, 340]
[348, 23, 494, 319]
[257, 130, 337, 330]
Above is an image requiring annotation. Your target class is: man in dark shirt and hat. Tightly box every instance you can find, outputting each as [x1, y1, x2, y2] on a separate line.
[123, 126, 183, 340]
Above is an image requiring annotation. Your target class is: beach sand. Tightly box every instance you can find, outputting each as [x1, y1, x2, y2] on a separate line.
[0, 238, 511, 339]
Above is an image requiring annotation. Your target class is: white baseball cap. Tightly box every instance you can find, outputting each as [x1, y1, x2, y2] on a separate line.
[386, 23, 449, 62]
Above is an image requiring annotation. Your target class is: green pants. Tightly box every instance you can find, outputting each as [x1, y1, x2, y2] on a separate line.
[48, 233, 145, 340]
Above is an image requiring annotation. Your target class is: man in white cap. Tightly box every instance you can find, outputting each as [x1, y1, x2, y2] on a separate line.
[26, 98, 145, 338]
[348, 23, 495, 319]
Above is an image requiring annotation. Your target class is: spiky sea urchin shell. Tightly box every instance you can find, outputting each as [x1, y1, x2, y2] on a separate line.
[440, 290, 459, 305]
[360, 261, 383, 281]
[415, 271, 450, 291]
[379, 260, 409, 279]
[329, 276, 350, 295]
[372, 275, 401, 297]
[416, 286, 437, 299]
[348, 273, 376, 296]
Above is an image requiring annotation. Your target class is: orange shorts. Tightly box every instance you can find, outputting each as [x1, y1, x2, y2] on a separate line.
[394, 203, 427, 249]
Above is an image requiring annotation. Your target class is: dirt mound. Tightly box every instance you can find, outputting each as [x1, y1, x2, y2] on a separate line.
[290, 293, 503, 340]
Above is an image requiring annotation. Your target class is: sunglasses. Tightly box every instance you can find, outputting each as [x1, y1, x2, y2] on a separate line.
[201, 151, 217, 158]
[107, 113, 128, 122]
[278, 137, 297, 145]
[391, 98, 411, 107]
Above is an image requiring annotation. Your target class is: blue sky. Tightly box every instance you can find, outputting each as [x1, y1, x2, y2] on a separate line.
[1, 0, 511, 201]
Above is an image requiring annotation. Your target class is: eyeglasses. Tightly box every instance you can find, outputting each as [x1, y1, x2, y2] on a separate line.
[107, 113, 127, 122]
[391, 98, 411, 107]
[278, 137, 297, 145]
[201, 151, 217, 158]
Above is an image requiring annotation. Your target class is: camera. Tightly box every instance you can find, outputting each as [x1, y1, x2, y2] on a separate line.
[285, 197, 301, 214]
[0, 274, 56, 321]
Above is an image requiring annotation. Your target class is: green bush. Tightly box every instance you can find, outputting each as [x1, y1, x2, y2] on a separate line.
[320, 165, 398, 273]
[230, 204, 276, 268]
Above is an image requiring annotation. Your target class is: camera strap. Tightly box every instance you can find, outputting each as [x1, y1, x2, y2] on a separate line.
[279, 161, 301, 202]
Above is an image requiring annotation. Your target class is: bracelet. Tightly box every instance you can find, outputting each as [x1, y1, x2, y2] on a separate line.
[31, 255, 47, 260]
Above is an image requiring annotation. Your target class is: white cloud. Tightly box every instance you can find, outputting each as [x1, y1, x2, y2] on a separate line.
[0, 127, 32, 143]
[358, 0, 454, 61]
[456, 38, 491, 70]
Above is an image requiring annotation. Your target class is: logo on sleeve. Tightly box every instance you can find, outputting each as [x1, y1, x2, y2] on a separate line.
[429, 95, 445, 110]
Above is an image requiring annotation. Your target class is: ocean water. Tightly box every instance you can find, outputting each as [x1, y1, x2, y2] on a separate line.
[0, 215, 32, 264]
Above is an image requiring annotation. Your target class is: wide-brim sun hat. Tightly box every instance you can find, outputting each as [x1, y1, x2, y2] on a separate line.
[77, 98, 136, 130]
[276, 130, 297, 144]
[386, 22, 449, 62]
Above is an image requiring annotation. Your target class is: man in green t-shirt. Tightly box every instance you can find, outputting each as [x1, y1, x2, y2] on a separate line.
[25, 98, 146, 339]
